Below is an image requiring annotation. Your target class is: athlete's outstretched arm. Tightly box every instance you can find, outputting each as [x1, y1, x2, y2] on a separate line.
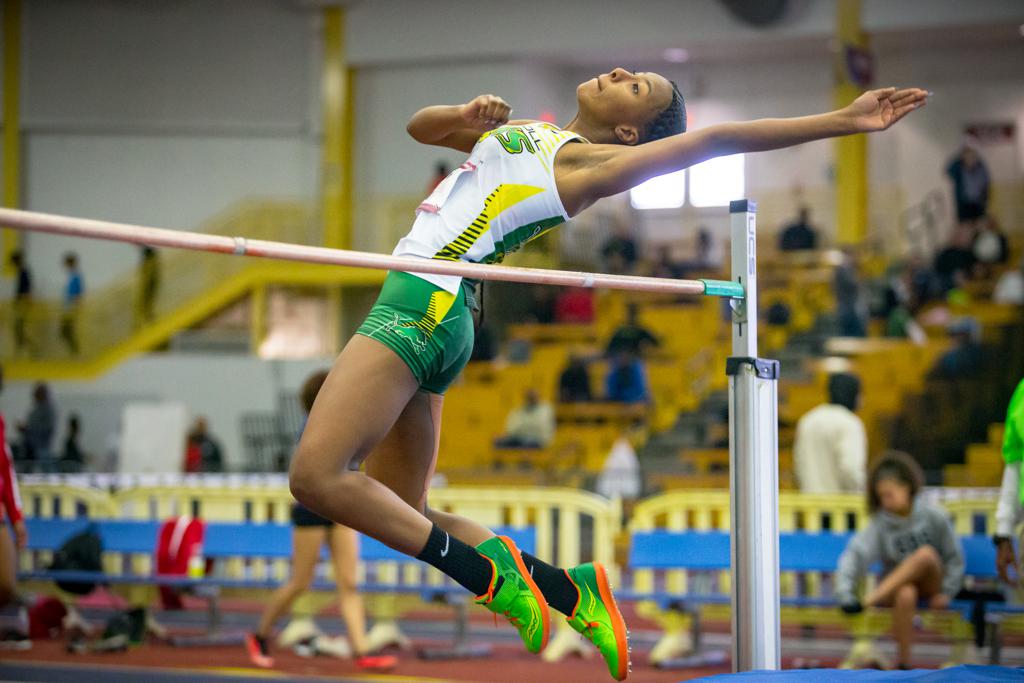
[407, 94, 512, 153]
[576, 87, 928, 203]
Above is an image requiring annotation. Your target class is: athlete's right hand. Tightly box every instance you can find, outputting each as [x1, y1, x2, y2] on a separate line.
[460, 94, 512, 131]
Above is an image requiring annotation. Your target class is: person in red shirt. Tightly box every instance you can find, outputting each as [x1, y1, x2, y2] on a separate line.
[0, 364, 27, 607]
[554, 288, 595, 324]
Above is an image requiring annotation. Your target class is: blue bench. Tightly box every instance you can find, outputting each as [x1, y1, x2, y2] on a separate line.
[622, 530, 851, 606]
[21, 517, 534, 588]
[19, 517, 536, 653]
[623, 530, 1005, 665]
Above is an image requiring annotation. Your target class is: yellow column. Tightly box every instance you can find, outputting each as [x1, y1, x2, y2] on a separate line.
[321, 6, 352, 251]
[3, 0, 23, 268]
[833, 0, 868, 245]
[320, 8, 352, 353]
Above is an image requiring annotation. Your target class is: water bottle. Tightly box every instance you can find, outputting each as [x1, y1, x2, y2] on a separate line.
[187, 544, 205, 579]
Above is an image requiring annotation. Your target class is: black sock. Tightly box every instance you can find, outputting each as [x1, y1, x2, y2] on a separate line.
[415, 524, 495, 597]
[520, 551, 579, 616]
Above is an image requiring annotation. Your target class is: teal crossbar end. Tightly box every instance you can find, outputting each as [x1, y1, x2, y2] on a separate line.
[700, 279, 745, 298]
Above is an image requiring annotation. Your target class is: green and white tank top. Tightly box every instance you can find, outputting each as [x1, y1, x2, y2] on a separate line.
[394, 122, 586, 294]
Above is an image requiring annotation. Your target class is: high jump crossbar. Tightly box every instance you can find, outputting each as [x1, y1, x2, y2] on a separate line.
[0, 201, 779, 673]
[0, 208, 743, 298]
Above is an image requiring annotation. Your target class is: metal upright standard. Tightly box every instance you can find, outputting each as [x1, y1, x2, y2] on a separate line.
[727, 199, 781, 672]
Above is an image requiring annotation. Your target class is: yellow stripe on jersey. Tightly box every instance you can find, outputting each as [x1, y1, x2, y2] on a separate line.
[401, 288, 457, 337]
[432, 183, 543, 261]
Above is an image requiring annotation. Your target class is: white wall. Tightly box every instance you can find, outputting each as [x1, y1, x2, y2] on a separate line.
[352, 60, 575, 252]
[345, 0, 1024, 65]
[878, 42, 1024, 217]
[12, 0, 321, 295]
[0, 353, 331, 471]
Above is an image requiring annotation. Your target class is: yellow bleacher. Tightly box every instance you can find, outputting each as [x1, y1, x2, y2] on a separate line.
[441, 253, 1019, 491]
[439, 256, 883, 487]
[945, 422, 1006, 487]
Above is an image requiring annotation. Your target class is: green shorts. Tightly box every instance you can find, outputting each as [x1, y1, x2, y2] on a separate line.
[356, 271, 476, 395]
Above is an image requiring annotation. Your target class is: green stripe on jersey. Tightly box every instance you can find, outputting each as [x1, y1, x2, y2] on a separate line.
[482, 216, 564, 264]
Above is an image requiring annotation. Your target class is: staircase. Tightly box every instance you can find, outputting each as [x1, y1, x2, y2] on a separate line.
[1, 200, 383, 379]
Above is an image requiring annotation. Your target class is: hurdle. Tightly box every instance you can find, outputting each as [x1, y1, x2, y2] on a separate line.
[0, 200, 779, 672]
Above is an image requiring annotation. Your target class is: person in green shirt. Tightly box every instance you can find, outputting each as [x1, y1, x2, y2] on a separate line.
[994, 378, 1024, 583]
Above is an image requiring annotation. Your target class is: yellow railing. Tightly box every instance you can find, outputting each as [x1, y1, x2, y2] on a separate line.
[19, 481, 1002, 663]
[0, 200, 315, 363]
[22, 481, 1000, 576]
[20, 480, 621, 662]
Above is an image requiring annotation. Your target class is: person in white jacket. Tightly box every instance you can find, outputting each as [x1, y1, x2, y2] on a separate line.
[794, 373, 867, 493]
[994, 377, 1024, 584]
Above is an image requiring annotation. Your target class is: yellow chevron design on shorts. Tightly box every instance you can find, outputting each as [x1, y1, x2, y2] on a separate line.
[432, 183, 543, 261]
[400, 289, 456, 338]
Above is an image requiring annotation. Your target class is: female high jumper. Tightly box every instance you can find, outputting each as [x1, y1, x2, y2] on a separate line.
[286, 68, 928, 680]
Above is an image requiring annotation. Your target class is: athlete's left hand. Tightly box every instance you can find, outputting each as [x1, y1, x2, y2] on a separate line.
[843, 87, 929, 133]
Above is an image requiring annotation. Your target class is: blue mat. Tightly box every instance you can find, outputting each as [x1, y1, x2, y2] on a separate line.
[695, 665, 1024, 682]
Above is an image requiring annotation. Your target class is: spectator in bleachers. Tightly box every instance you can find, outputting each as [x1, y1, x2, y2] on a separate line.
[946, 144, 990, 222]
[558, 354, 592, 402]
[59, 252, 83, 355]
[184, 417, 224, 473]
[694, 226, 723, 272]
[17, 383, 56, 473]
[765, 299, 792, 335]
[794, 373, 867, 493]
[9, 251, 33, 355]
[98, 422, 121, 473]
[59, 414, 87, 474]
[778, 206, 818, 252]
[606, 303, 659, 357]
[928, 317, 983, 381]
[604, 350, 650, 404]
[469, 323, 497, 362]
[995, 376, 1024, 585]
[596, 434, 641, 500]
[600, 222, 638, 274]
[136, 246, 160, 324]
[880, 263, 927, 343]
[972, 215, 1009, 269]
[934, 222, 977, 294]
[836, 451, 964, 670]
[529, 286, 557, 324]
[994, 256, 1024, 306]
[650, 244, 686, 280]
[247, 370, 394, 672]
[554, 287, 594, 324]
[426, 160, 450, 194]
[834, 250, 867, 337]
[494, 389, 555, 449]
[0, 364, 27, 611]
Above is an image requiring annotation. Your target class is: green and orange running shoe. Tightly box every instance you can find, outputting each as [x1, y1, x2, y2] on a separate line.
[474, 535, 550, 654]
[565, 562, 631, 681]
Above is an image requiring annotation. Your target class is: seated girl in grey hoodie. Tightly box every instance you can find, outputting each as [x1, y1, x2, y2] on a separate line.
[835, 451, 964, 669]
